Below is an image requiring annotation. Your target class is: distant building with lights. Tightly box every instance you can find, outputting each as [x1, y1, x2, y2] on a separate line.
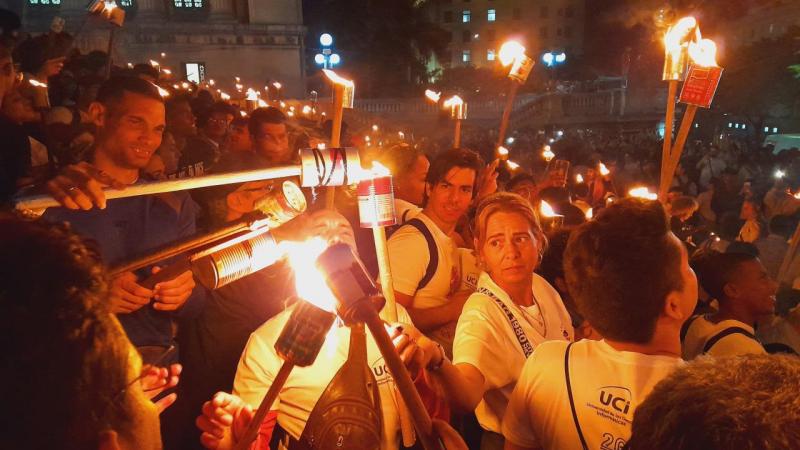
[425, 0, 585, 69]
[718, 0, 800, 49]
[12, 0, 306, 95]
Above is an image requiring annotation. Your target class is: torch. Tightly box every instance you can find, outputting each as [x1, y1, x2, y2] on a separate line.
[496, 41, 534, 156]
[443, 95, 466, 149]
[13, 147, 361, 212]
[660, 17, 699, 199]
[628, 186, 659, 201]
[539, 200, 563, 233]
[661, 38, 722, 198]
[317, 243, 445, 450]
[322, 69, 355, 209]
[233, 298, 336, 450]
[542, 145, 555, 174]
[87, 0, 126, 78]
[245, 88, 259, 113]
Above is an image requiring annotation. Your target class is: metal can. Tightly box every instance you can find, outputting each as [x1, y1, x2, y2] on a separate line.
[275, 298, 336, 367]
[357, 176, 396, 228]
[254, 180, 307, 229]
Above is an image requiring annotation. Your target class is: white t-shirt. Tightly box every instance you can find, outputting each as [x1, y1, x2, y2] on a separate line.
[502, 339, 682, 450]
[394, 198, 422, 224]
[453, 272, 573, 433]
[682, 315, 766, 359]
[233, 303, 413, 450]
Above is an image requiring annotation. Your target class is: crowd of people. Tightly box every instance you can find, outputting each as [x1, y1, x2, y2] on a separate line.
[2, 25, 800, 450]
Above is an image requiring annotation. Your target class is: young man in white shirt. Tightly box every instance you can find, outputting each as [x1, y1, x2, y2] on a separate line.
[387, 148, 484, 355]
[683, 250, 777, 359]
[501, 198, 698, 450]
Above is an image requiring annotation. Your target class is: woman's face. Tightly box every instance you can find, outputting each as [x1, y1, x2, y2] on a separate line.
[478, 211, 540, 287]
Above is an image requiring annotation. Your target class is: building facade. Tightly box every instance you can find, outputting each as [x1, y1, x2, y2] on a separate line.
[718, 0, 800, 49]
[16, 0, 306, 95]
[426, 0, 585, 69]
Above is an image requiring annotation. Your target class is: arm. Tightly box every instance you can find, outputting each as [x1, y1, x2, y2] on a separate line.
[429, 360, 486, 413]
[394, 290, 470, 332]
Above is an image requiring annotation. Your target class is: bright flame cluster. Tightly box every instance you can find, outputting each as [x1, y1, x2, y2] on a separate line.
[628, 187, 658, 201]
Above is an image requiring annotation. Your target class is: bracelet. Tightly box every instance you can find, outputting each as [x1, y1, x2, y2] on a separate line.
[427, 342, 448, 372]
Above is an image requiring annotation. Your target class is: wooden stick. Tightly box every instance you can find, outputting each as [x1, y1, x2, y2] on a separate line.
[14, 165, 302, 211]
[105, 26, 116, 78]
[663, 104, 698, 191]
[373, 226, 398, 322]
[326, 84, 345, 209]
[233, 361, 294, 450]
[453, 119, 462, 149]
[659, 80, 678, 200]
[496, 82, 520, 149]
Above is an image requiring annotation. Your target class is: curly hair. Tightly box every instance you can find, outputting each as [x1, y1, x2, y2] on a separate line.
[627, 354, 800, 450]
[0, 216, 134, 449]
[564, 198, 684, 343]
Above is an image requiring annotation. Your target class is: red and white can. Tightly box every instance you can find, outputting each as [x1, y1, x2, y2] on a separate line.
[357, 176, 397, 228]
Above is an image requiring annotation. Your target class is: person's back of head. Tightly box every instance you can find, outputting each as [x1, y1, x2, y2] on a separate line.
[718, 212, 743, 241]
[0, 217, 155, 449]
[564, 198, 692, 344]
[627, 354, 800, 450]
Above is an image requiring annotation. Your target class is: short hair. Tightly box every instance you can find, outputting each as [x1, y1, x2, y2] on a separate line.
[375, 144, 425, 180]
[248, 106, 286, 135]
[669, 196, 699, 217]
[200, 101, 236, 127]
[769, 215, 795, 239]
[424, 148, 483, 204]
[556, 202, 587, 228]
[718, 212, 743, 240]
[474, 192, 547, 260]
[691, 250, 757, 301]
[96, 75, 164, 114]
[564, 198, 684, 343]
[506, 173, 536, 192]
[0, 217, 134, 449]
[131, 62, 160, 81]
[627, 354, 800, 450]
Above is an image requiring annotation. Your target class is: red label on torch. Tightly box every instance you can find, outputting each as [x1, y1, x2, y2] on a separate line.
[357, 176, 396, 228]
[679, 65, 723, 108]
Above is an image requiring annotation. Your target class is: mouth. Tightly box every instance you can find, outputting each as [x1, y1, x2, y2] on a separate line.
[131, 147, 153, 159]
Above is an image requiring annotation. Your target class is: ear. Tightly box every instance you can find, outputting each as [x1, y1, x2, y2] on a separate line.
[663, 290, 688, 322]
[425, 182, 432, 198]
[722, 282, 738, 300]
[87, 101, 107, 128]
[97, 430, 122, 450]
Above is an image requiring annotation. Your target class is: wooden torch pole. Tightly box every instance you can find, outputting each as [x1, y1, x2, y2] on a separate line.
[659, 80, 679, 200]
[496, 82, 519, 149]
[326, 84, 345, 209]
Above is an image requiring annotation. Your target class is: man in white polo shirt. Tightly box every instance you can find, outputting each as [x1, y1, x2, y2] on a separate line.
[502, 198, 697, 450]
[387, 148, 484, 355]
[682, 250, 776, 359]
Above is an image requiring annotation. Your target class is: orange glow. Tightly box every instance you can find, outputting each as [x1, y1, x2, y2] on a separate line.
[507, 161, 520, 170]
[543, 147, 555, 162]
[664, 17, 698, 53]
[540, 200, 559, 218]
[688, 38, 718, 67]
[425, 89, 441, 102]
[499, 40, 526, 66]
[628, 187, 658, 200]
[599, 162, 610, 176]
[576, 174, 584, 183]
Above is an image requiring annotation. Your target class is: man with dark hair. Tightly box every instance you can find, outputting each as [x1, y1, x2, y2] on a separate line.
[387, 147, 484, 354]
[0, 216, 178, 450]
[199, 101, 234, 148]
[168, 94, 219, 174]
[503, 198, 697, 450]
[248, 106, 291, 164]
[683, 250, 776, 359]
[627, 354, 800, 450]
[40, 75, 204, 364]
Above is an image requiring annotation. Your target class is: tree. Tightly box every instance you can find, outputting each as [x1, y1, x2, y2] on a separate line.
[303, 0, 449, 97]
[714, 27, 800, 142]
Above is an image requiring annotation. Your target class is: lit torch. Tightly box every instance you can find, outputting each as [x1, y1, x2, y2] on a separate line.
[443, 95, 466, 149]
[628, 186, 659, 201]
[496, 40, 534, 152]
[322, 69, 355, 209]
[539, 200, 563, 233]
[245, 88, 259, 112]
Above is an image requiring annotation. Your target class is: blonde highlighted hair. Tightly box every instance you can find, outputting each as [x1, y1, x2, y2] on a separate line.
[473, 192, 548, 259]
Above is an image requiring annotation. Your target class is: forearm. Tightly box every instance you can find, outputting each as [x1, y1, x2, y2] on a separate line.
[429, 361, 484, 413]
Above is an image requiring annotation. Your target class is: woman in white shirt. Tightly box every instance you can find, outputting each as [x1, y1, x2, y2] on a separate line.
[425, 192, 573, 450]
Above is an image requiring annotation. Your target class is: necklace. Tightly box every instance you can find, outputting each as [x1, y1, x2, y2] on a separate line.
[515, 294, 547, 337]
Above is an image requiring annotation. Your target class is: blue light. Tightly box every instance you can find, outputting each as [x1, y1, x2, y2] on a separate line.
[329, 53, 341, 65]
[542, 52, 554, 67]
[314, 54, 325, 65]
[555, 52, 566, 63]
[320, 33, 333, 47]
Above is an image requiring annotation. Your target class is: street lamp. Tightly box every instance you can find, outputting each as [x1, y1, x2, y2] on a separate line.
[542, 51, 567, 67]
[315, 33, 341, 69]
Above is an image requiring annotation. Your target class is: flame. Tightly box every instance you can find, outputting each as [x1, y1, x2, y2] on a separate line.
[585, 208, 593, 219]
[284, 238, 338, 312]
[794, 191, 800, 200]
[628, 187, 658, 200]
[28, 79, 47, 88]
[235, 76, 241, 83]
[156, 86, 170, 97]
[181, 82, 190, 89]
[302, 105, 312, 114]
[497, 146, 509, 157]
[246, 88, 259, 101]
[317, 142, 326, 150]
[425, 89, 441, 102]
[543, 147, 555, 161]
[507, 161, 520, 170]
[443, 95, 463, 108]
[540, 200, 560, 218]
[688, 38, 718, 67]
[372, 124, 379, 132]
[235, 83, 244, 91]
[775, 170, 786, 179]
[162, 68, 172, 75]
[149, 60, 160, 67]
[220, 92, 231, 101]
[398, 131, 405, 139]
[257, 99, 268, 108]
[272, 81, 282, 90]
[499, 40, 526, 66]
[576, 174, 584, 183]
[280, 101, 286, 108]
[287, 110, 295, 117]
[370, 161, 392, 177]
[208, 79, 216, 86]
[103, 0, 117, 13]
[598, 162, 610, 176]
[664, 17, 698, 54]
[322, 69, 354, 87]
[239, 111, 247, 117]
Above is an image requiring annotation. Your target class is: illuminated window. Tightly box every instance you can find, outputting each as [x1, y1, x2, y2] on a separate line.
[120, 0, 134, 5]
[487, 9, 496, 21]
[174, 0, 202, 8]
[184, 62, 206, 83]
[487, 49, 495, 61]
[462, 10, 471, 23]
[28, 0, 61, 5]
[462, 50, 471, 63]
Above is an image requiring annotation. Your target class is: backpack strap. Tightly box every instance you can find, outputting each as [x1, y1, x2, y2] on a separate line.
[680, 314, 702, 343]
[404, 218, 439, 292]
[703, 327, 758, 354]
[564, 342, 589, 450]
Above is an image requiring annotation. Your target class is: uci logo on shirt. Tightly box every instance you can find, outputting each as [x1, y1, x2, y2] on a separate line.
[598, 386, 632, 415]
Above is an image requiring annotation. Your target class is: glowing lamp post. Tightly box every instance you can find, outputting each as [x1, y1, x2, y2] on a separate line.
[315, 33, 341, 70]
[443, 95, 467, 149]
[322, 69, 355, 209]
